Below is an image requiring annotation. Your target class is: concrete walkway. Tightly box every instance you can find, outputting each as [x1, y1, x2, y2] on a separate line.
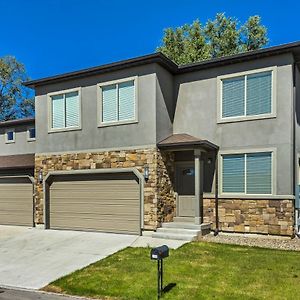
[0, 226, 137, 290]
[131, 235, 188, 249]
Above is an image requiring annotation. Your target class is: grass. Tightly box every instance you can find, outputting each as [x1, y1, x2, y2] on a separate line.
[45, 242, 300, 300]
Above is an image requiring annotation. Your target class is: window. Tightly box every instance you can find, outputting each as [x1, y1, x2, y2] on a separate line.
[5, 129, 15, 143]
[99, 79, 136, 125]
[27, 127, 36, 141]
[182, 168, 195, 176]
[220, 68, 275, 121]
[221, 152, 273, 195]
[49, 90, 80, 131]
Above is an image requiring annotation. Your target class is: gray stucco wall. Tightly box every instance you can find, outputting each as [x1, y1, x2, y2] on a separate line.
[0, 124, 36, 156]
[174, 53, 295, 196]
[34, 65, 158, 154]
[155, 64, 174, 143]
[32, 53, 296, 197]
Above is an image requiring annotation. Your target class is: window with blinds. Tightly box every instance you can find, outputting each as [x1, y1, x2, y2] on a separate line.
[101, 80, 135, 124]
[222, 152, 272, 194]
[51, 91, 80, 130]
[221, 71, 272, 119]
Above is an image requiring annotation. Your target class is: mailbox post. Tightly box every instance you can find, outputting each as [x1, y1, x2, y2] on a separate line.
[150, 245, 169, 299]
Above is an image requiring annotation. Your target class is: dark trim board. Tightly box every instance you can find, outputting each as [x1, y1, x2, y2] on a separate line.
[0, 168, 34, 177]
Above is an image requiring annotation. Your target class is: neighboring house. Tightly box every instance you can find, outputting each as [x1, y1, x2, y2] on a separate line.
[1, 41, 300, 238]
[0, 118, 35, 226]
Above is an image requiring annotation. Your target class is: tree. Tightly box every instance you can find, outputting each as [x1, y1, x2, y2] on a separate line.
[158, 27, 185, 65]
[205, 13, 240, 58]
[240, 16, 268, 51]
[157, 13, 269, 65]
[0, 56, 34, 121]
[183, 20, 210, 64]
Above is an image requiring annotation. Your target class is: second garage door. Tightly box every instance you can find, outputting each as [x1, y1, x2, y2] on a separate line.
[49, 173, 140, 234]
[0, 177, 33, 226]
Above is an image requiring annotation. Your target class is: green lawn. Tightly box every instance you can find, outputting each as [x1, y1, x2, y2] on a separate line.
[45, 242, 300, 300]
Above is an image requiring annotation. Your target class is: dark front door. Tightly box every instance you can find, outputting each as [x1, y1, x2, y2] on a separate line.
[176, 163, 195, 217]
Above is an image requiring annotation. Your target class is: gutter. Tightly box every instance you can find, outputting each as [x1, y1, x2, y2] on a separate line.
[24, 41, 300, 89]
[24, 53, 178, 88]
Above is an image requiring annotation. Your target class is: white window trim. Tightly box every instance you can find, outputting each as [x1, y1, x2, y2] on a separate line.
[47, 87, 82, 133]
[97, 76, 138, 127]
[217, 66, 277, 124]
[218, 147, 277, 197]
[27, 127, 36, 142]
[5, 128, 15, 144]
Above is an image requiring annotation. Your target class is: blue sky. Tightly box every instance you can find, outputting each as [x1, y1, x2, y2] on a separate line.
[1, 0, 300, 80]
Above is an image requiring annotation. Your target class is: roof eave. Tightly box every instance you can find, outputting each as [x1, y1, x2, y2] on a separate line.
[23, 41, 300, 89]
[0, 117, 35, 128]
[0, 165, 35, 170]
[178, 41, 300, 73]
[24, 53, 178, 89]
[158, 140, 219, 151]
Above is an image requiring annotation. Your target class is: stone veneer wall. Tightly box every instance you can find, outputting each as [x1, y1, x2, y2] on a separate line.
[203, 198, 294, 236]
[157, 151, 176, 223]
[34, 148, 176, 230]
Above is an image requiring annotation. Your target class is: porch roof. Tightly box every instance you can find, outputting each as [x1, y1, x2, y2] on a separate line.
[157, 134, 218, 151]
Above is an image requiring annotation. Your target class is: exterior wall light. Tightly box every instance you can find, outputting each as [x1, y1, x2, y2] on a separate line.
[144, 165, 149, 182]
[38, 169, 43, 184]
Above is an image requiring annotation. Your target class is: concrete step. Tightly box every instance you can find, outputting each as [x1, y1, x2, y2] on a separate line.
[152, 222, 211, 241]
[152, 231, 197, 241]
[173, 217, 194, 223]
[156, 227, 200, 235]
[162, 222, 211, 230]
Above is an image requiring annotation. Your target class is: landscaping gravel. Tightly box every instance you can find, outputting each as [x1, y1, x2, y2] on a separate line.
[201, 232, 300, 251]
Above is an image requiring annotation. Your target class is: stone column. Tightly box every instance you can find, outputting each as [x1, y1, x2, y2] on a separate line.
[194, 149, 204, 225]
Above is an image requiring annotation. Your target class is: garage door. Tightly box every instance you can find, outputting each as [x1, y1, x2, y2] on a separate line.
[49, 173, 140, 234]
[0, 177, 33, 226]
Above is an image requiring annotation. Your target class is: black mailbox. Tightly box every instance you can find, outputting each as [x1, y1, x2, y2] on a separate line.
[150, 245, 169, 260]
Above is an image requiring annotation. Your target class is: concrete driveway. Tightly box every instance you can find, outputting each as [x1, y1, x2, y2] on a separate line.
[0, 288, 92, 300]
[0, 225, 137, 290]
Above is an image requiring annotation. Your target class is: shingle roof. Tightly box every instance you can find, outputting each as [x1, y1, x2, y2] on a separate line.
[157, 134, 218, 151]
[0, 154, 35, 169]
[0, 118, 35, 128]
[158, 134, 202, 145]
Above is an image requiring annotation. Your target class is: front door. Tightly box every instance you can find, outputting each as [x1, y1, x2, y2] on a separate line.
[176, 163, 195, 217]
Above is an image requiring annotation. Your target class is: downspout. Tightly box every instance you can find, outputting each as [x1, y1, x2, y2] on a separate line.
[292, 62, 299, 237]
[214, 151, 219, 235]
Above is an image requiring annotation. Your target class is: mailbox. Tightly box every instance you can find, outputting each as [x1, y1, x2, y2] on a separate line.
[150, 245, 169, 260]
[150, 245, 170, 299]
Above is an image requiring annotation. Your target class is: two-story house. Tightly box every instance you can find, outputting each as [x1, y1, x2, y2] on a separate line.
[1, 41, 300, 240]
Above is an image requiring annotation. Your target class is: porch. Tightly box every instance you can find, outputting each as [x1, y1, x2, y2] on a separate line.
[153, 134, 219, 241]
